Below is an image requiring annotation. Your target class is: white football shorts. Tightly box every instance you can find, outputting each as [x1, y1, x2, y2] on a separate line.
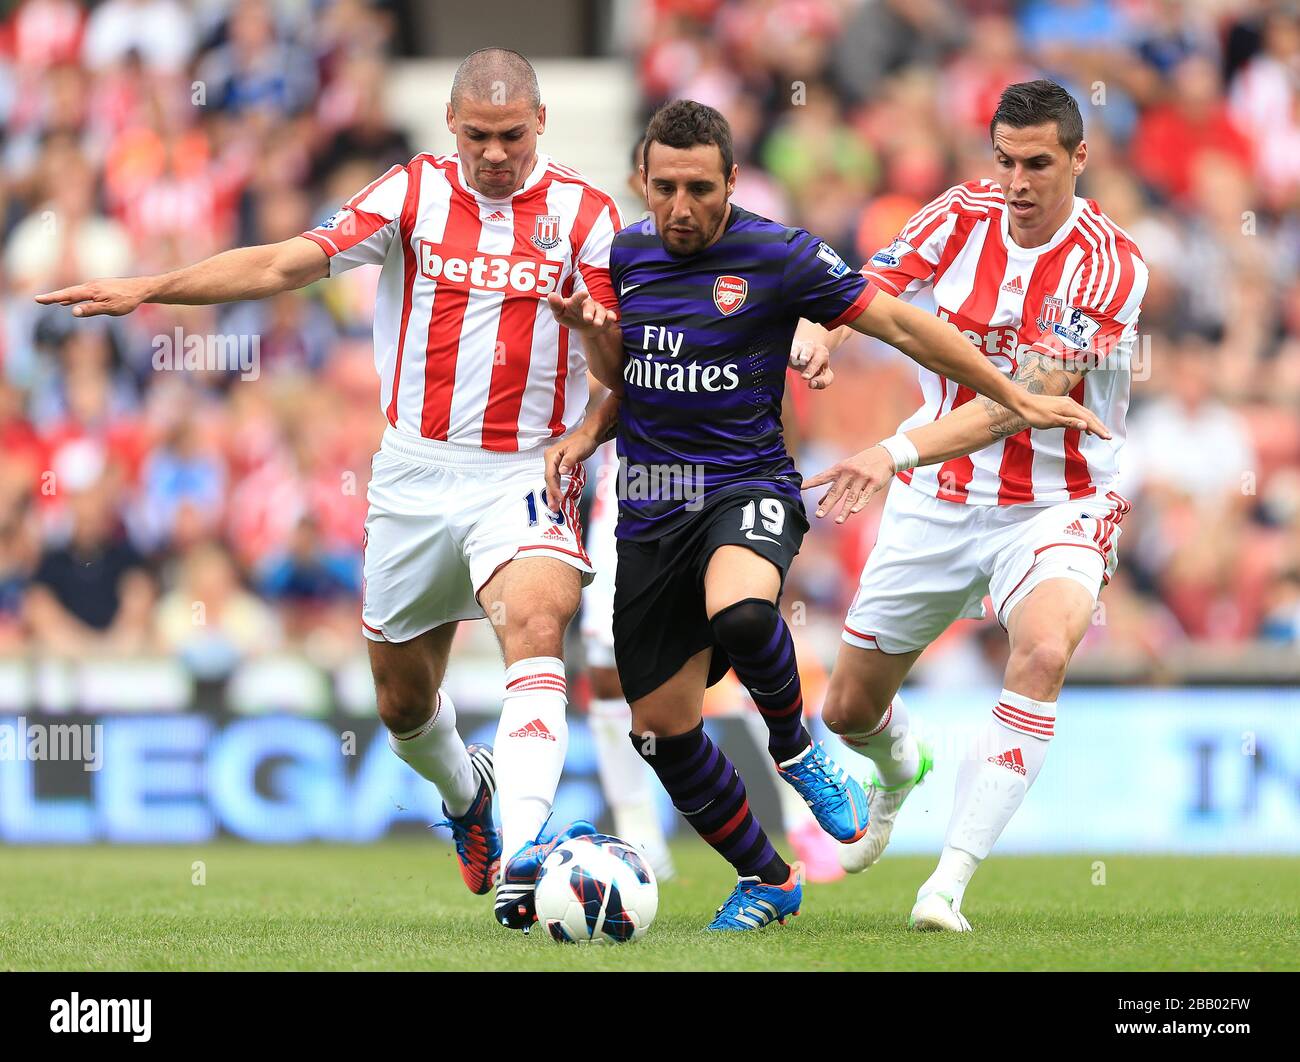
[361, 427, 594, 643]
[842, 479, 1130, 654]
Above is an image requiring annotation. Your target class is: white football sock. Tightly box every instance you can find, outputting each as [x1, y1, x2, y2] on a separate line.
[920, 689, 1056, 909]
[917, 847, 981, 908]
[589, 697, 671, 865]
[494, 657, 570, 860]
[387, 688, 478, 817]
[838, 692, 920, 788]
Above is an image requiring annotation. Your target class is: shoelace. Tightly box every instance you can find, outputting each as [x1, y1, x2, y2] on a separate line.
[714, 880, 777, 923]
[428, 817, 486, 861]
[714, 883, 749, 918]
[795, 746, 849, 810]
[502, 812, 557, 869]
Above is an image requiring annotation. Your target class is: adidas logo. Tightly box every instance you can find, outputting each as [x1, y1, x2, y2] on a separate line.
[1065, 518, 1088, 538]
[988, 747, 1027, 775]
[484, 210, 507, 222]
[1001, 275, 1024, 294]
[542, 525, 566, 541]
[509, 718, 556, 741]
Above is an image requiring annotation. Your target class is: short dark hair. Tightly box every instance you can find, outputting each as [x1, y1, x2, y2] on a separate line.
[989, 80, 1084, 153]
[642, 100, 734, 178]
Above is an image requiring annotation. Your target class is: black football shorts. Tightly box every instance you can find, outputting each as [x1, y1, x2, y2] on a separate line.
[612, 486, 808, 703]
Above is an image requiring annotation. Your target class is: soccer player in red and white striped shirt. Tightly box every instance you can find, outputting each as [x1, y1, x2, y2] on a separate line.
[796, 81, 1149, 931]
[36, 48, 623, 930]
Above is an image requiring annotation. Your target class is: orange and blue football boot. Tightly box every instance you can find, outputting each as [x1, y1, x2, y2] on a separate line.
[495, 818, 597, 930]
[433, 744, 501, 896]
[706, 861, 805, 931]
[777, 741, 870, 843]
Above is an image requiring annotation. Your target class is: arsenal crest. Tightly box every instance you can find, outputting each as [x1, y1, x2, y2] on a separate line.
[1036, 295, 1064, 332]
[531, 214, 561, 250]
[713, 275, 748, 316]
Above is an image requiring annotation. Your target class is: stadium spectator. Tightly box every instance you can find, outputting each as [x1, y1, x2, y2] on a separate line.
[81, 0, 196, 75]
[24, 463, 155, 653]
[156, 538, 279, 677]
[0, 0, 1294, 667]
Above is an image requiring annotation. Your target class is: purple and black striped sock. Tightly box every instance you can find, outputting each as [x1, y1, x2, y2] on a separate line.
[631, 722, 788, 884]
[711, 598, 811, 764]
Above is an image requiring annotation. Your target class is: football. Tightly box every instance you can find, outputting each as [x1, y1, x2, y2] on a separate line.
[534, 833, 659, 944]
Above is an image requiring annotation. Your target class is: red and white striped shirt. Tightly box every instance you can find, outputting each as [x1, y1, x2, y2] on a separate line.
[301, 152, 621, 452]
[866, 179, 1148, 506]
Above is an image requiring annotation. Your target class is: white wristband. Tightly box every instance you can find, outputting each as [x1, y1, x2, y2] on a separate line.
[878, 433, 919, 473]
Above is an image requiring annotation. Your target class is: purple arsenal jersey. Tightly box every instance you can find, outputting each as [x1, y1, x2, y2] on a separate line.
[610, 204, 877, 539]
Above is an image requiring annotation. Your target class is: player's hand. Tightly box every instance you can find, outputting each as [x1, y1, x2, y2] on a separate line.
[789, 339, 833, 390]
[803, 445, 895, 523]
[1011, 392, 1111, 438]
[35, 277, 150, 317]
[546, 290, 619, 335]
[543, 430, 600, 512]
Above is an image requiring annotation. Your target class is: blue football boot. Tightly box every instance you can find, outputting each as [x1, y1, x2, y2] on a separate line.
[495, 819, 598, 930]
[777, 742, 870, 843]
[706, 861, 805, 932]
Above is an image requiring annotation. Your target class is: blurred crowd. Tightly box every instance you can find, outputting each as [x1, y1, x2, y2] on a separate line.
[0, 0, 406, 667]
[636, 0, 1300, 674]
[0, 0, 1296, 682]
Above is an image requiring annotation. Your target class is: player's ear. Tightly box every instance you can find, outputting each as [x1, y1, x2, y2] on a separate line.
[536, 103, 546, 136]
[1073, 140, 1087, 178]
[726, 163, 738, 198]
[445, 102, 455, 134]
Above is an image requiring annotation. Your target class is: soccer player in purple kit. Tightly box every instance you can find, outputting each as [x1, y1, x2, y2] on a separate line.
[544, 100, 1106, 931]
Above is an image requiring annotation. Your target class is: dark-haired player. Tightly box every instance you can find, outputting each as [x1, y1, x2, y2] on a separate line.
[577, 141, 839, 884]
[545, 99, 1105, 930]
[798, 80, 1147, 932]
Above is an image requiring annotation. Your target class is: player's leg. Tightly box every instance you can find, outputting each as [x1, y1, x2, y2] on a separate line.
[820, 641, 932, 872]
[912, 577, 1093, 931]
[911, 493, 1126, 930]
[820, 481, 987, 871]
[629, 649, 803, 930]
[370, 624, 476, 808]
[478, 555, 583, 862]
[629, 648, 784, 882]
[822, 640, 924, 786]
[703, 539, 871, 843]
[704, 545, 809, 761]
[362, 448, 499, 895]
[461, 457, 596, 929]
[615, 526, 801, 930]
[738, 706, 844, 882]
[587, 663, 675, 879]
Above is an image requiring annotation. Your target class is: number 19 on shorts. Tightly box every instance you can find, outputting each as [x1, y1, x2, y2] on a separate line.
[740, 498, 785, 542]
[524, 488, 565, 527]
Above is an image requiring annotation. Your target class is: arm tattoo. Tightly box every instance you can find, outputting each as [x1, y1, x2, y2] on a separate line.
[597, 414, 619, 444]
[978, 351, 1086, 438]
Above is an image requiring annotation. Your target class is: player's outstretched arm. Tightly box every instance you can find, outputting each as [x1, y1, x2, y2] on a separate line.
[35, 236, 331, 317]
[849, 290, 1109, 437]
[804, 350, 1097, 523]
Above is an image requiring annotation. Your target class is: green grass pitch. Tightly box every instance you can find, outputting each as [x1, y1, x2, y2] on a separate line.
[2, 842, 1296, 971]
